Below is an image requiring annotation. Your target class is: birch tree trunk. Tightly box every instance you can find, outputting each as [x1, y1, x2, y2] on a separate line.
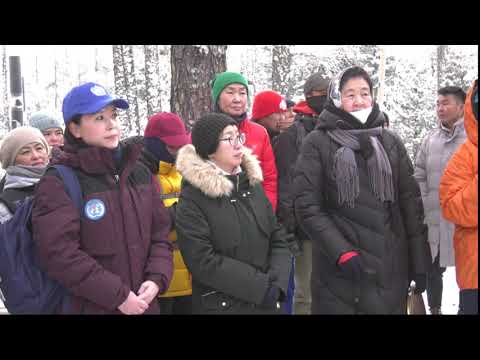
[437, 45, 448, 90]
[143, 45, 161, 117]
[112, 45, 135, 137]
[1, 46, 9, 131]
[272, 45, 293, 98]
[126, 45, 141, 135]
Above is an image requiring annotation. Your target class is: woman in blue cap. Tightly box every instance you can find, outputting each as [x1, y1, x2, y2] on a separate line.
[32, 82, 174, 314]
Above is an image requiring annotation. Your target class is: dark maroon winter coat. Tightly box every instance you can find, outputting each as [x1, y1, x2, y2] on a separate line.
[32, 137, 174, 314]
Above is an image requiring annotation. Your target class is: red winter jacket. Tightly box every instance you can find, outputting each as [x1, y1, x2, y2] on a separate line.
[238, 118, 278, 211]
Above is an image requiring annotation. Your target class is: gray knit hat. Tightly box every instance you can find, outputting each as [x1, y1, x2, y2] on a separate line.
[303, 72, 330, 96]
[29, 111, 63, 133]
[0, 126, 49, 168]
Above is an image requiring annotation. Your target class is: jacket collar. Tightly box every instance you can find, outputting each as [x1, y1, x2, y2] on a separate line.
[53, 137, 142, 176]
[176, 144, 263, 198]
[439, 117, 464, 138]
[318, 101, 385, 130]
[159, 161, 177, 175]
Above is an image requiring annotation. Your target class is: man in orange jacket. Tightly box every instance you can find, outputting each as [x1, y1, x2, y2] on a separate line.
[439, 79, 478, 315]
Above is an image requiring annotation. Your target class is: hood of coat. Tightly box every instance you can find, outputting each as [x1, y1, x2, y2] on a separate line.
[176, 144, 263, 198]
[464, 79, 478, 147]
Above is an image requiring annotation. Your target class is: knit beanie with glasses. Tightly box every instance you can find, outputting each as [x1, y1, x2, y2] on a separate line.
[191, 113, 237, 159]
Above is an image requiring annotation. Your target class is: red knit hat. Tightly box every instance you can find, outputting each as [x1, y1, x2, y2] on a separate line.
[144, 112, 191, 147]
[251, 90, 287, 120]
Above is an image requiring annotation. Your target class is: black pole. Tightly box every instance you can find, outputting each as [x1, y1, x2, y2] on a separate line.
[22, 77, 26, 111]
[9, 56, 23, 127]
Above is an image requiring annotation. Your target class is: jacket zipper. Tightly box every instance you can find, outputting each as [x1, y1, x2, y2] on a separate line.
[114, 171, 135, 289]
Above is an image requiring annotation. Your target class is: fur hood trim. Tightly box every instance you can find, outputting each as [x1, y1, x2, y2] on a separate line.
[176, 144, 263, 198]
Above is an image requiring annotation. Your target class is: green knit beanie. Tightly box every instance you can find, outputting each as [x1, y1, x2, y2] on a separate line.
[211, 72, 249, 105]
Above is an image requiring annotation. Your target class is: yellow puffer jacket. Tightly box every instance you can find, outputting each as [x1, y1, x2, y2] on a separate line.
[157, 161, 192, 297]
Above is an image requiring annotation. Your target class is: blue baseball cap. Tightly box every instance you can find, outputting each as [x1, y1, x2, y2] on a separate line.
[62, 82, 129, 125]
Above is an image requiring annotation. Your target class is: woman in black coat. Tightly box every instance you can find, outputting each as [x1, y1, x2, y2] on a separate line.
[175, 113, 291, 314]
[293, 66, 431, 314]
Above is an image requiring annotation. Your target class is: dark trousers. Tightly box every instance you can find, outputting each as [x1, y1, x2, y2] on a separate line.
[427, 255, 446, 309]
[158, 295, 192, 315]
[458, 290, 478, 315]
[283, 257, 295, 314]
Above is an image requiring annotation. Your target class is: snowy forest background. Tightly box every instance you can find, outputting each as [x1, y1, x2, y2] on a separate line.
[0, 45, 477, 314]
[0, 45, 477, 162]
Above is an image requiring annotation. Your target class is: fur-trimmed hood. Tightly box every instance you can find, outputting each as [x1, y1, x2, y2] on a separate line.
[176, 144, 263, 198]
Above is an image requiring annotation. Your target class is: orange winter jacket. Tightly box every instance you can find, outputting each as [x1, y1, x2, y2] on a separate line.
[439, 80, 478, 290]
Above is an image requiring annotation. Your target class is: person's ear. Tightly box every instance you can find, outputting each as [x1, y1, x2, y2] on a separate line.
[68, 121, 81, 139]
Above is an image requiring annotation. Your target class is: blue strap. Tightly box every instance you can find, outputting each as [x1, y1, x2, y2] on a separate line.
[49, 165, 83, 314]
[51, 165, 83, 211]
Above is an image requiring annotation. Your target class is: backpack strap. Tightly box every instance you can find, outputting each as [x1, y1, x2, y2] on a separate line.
[51, 165, 83, 211]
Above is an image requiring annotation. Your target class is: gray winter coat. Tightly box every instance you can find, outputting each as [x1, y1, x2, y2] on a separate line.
[175, 145, 291, 314]
[414, 118, 467, 267]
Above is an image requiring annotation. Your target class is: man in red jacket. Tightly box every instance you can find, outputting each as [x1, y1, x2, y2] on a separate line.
[211, 72, 278, 211]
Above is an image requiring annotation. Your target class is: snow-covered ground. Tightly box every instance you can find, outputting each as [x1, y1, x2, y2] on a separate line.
[0, 268, 460, 315]
[424, 266, 459, 315]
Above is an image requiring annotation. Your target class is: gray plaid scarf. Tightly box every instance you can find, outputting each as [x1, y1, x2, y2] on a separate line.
[327, 127, 394, 208]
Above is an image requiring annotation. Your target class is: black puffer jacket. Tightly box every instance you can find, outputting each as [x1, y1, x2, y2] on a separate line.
[275, 111, 319, 242]
[175, 145, 291, 314]
[293, 102, 430, 314]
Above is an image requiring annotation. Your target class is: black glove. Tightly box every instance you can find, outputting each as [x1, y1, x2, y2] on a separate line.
[412, 274, 427, 294]
[261, 285, 281, 309]
[337, 254, 363, 281]
[277, 207, 296, 234]
[285, 233, 302, 257]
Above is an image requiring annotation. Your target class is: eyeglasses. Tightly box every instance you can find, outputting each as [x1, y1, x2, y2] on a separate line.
[219, 133, 246, 146]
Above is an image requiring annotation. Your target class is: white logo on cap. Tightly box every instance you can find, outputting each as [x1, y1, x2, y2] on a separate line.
[90, 85, 107, 97]
[279, 99, 287, 111]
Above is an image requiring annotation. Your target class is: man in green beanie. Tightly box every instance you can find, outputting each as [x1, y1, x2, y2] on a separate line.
[211, 71, 278, 212]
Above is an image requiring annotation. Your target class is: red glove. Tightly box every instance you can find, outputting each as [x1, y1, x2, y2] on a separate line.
[337, 251, 363, 281]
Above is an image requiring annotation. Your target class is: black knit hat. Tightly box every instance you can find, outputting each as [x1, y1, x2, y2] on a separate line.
[191, 113, 237, 159]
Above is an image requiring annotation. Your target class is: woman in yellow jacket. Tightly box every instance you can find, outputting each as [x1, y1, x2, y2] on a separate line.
[439, 79, 478, 315]
[144, 112, 192, 314]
